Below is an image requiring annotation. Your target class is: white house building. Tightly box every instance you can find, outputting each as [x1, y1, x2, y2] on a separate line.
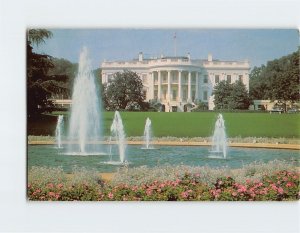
[101, 52, 250, 112]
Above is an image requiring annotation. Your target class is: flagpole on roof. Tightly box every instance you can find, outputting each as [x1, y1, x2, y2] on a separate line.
[174, 32, 177, 57]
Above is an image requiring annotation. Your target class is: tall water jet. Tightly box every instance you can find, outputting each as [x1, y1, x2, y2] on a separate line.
[67, 47, 102, 155]
[211, 114, 227, 158]
[110, 111, 126, 163]
[55, 115, 64, 148]
[142, 117, 153, 149]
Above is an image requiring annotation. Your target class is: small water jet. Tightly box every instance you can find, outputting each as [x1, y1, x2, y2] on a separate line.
[210, 113, 227, 159]
[67, 47, 103, 155]
[142, 117, 154, 149]
[55, 115, 64, 148]
[105, 111, 128, 165]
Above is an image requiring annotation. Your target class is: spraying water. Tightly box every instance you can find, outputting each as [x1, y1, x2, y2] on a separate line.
[211, 114, 227, 158]
[110, 111, 126, 163]
[55, 115, 64, 148]
[67, 47, 102, 155]
[143, 117, 152, 149]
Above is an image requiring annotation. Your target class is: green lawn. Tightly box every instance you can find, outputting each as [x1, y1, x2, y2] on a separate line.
[42, 111, 300, 138]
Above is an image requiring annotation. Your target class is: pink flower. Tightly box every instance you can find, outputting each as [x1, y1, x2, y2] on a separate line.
[146, 189, 152, 196]
[237, 185, 247, 193]
[277, 187, 284, 195]
[48, 192, 55, 197]
[195, 173, 200, 177]
[55, 194, 60, 199]
[56, 183, 63, 189]
[108, 192, 114, 199]
[159, 183, 165, 188]
[47, 183, 54, 189]
[286, 182, 294, 187]
[181, 191, 189, 199]
[232, 192, 237, 197]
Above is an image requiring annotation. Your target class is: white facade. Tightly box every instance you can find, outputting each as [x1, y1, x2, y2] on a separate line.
[101, 52, 250, 112]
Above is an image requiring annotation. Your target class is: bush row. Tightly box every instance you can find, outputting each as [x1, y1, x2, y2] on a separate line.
[28, 170, 299, 201]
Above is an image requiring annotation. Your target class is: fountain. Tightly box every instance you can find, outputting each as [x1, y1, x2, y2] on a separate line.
[106, 111, 127, 165]
[142, 117, 153, 149]
[55, 115, 64, 148]
[67, 47, 103, 155]
[210, 113, 227, 159]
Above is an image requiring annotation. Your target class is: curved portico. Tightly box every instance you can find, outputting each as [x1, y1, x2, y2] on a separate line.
[150, 69, 200, 112]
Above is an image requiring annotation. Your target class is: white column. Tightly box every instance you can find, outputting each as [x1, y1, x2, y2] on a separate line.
[158, 71, 161, 101]
[188, 71, 191, 102]
[150, 72, 154, 99]
[167, 70, 171, 101]
[178, 70, 182, 102]
[195, 72, 199, 101]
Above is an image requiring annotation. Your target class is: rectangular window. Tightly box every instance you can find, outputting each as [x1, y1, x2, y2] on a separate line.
[227, 75, 231, 83]
[142, 74, 147, 84]
[215, 75, 220, 83]
[163, 76, 167, 83]
[204, 75, 208, 84]
[154, 90, 158, 99]
[192, 90, 196, 101]
[203, 91, 208, 101]
[238, 75, 243, 82]
[172, 90, 177, 100]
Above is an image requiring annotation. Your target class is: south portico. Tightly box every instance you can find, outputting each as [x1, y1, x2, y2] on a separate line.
[149, 68, 202, 112]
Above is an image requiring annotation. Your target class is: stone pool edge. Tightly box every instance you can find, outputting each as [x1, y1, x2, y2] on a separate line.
[28, 140, 300, 150]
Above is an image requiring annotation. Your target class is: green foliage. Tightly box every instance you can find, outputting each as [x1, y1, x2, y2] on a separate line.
[28, 166, 299, 201]
[213, 80, 250, 110]
[104, 70, 146, 110]
[249, 49, 300, 105]
[27, 29, 54, 117]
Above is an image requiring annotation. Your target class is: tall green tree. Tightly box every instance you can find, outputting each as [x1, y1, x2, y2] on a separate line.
[27, 29, 54, 117]
[213, 80, 250, 110]
[249, 49, 300, 109]
[104, 70, 145, 110]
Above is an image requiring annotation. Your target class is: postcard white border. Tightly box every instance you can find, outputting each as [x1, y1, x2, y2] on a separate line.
[0, 0, 299, 232]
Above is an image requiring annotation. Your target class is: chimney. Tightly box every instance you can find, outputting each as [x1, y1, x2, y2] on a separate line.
[138, 52, 143, 61]
[208, 53, 212, 62]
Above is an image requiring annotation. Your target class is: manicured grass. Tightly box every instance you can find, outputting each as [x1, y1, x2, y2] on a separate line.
[29, 111, 300, 138]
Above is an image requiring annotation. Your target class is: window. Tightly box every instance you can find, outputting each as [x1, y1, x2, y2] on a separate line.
[238, 75, 243, 82]
[204, 75, 208, 84]
[227, 75, 231, 83]
[192, 90, 196, 101]
[163, 76, 167, 83]
[143, 90, 147, 99]
[142, 74, 147, 84]
[183, 90, 187, 100]
[203, 91, 208, 101]
[154, 90, 158, 99]
[172, 90, 177, 100]
[215, 75, 220, 83]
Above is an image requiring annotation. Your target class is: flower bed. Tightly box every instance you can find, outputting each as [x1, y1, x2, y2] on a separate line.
[28, 170, 299, 201]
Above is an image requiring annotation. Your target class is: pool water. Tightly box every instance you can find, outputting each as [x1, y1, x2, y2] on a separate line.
[27, 145, 300, 173]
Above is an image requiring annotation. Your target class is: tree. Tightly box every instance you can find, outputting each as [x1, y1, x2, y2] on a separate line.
[228, 80, 250, 109]
[213, 80, 250, 110]
[249, 49, 300, 110]
[104, 70, 145, 110]
[27, 29, 54, 117]
[212, 81, 233, 109]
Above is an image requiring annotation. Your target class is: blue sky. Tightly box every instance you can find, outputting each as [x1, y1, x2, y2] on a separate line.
[33, 29, 299, 69]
